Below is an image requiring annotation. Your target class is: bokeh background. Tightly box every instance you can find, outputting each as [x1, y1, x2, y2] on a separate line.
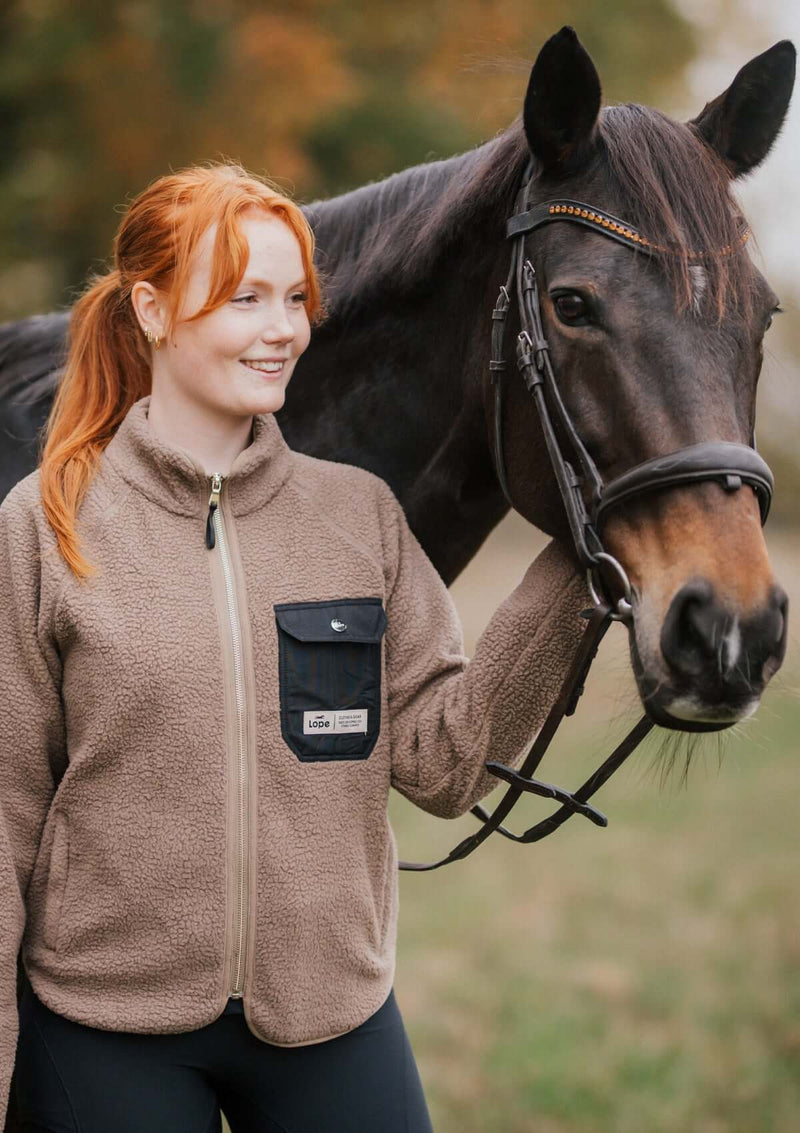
[1, 2, 797, 1130]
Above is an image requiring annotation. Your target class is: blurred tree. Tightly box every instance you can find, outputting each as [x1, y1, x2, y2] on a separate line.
[0, 0, 695, 319]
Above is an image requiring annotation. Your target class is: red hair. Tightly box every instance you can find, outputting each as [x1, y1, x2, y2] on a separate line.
[39, 161, 325, 580]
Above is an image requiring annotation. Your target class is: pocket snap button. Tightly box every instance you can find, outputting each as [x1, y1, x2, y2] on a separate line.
[330, 618, 347, 633]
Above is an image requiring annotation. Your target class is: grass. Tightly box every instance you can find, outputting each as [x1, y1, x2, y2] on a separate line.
[392, 689, 800, 1133]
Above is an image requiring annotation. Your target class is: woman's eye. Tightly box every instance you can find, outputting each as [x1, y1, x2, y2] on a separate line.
[232, 291, 307, 306]
[553, 293, 589, 324]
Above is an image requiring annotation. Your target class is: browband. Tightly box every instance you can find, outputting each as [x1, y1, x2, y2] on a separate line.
[507, 198, 750, 259]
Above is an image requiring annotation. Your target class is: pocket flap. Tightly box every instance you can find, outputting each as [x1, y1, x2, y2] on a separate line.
[274, 598, 387, 644]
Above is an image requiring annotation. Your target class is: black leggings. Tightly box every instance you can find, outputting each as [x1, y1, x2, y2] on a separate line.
[13, 977, 434, 1133]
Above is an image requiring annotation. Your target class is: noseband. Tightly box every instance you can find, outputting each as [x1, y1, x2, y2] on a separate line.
[399, 161, 773, 872]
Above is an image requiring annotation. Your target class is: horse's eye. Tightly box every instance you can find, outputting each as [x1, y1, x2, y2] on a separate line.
[553, 293, 588, 325]
[765, 304, 783, 334]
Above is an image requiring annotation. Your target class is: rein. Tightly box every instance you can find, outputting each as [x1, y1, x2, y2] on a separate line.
[398, 162, 773, 872]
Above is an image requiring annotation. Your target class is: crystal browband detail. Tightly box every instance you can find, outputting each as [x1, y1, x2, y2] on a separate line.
[506, 198, 750, 259]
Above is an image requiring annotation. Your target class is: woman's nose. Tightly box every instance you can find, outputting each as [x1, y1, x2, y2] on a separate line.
[260, 303, 295, 343]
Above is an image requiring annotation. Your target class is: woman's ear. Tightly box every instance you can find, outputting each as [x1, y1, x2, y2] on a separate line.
[130, 281, 168, 341]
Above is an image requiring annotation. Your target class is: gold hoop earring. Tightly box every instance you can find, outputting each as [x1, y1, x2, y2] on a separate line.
[144, 328, 163, 349]
[144, 328, 153, 344]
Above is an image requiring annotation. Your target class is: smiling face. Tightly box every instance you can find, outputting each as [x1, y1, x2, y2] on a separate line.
[150, 207, 311, 423]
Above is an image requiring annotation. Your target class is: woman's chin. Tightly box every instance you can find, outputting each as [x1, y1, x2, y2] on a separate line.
[244, 384, 287, 416]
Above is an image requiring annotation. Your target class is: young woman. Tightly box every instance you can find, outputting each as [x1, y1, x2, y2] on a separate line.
[0, 162, 588, 1132]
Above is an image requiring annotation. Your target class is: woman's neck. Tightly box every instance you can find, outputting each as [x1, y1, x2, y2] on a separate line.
[145, 388, 255, 477]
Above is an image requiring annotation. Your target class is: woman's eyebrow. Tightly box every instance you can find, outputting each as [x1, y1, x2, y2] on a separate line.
[240, 276, 308, 289]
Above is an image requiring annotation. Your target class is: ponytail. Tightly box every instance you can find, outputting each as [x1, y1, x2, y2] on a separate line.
[39, 268, 151, 580]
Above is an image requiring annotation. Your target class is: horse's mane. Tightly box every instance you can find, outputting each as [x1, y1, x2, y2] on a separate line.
[302, 123, 529, 310]
[305, 103, 752, 319]
[0, 97, 754, 407]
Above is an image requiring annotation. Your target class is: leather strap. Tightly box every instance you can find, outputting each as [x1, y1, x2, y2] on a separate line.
[508, 198, 750, 259]
[596, 441, 774, 526]
[508, 198, 651, 252]
[399, 603, 651, 871]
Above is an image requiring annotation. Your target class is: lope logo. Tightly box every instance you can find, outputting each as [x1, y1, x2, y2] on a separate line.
[303, 708, 368, 735]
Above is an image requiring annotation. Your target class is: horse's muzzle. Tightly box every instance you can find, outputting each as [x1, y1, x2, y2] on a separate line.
[640, 579, 788, 731]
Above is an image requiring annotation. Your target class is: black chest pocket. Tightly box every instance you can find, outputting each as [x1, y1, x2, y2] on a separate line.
[274, 598, 387, 762]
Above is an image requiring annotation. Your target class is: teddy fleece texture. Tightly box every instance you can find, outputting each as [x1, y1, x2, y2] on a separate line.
[0, 394, 589, 1124]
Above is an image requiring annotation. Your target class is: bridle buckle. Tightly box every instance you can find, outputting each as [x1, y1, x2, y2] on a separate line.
[587, 551, 634, 622]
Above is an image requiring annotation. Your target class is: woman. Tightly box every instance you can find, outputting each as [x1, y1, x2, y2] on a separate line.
[0, 162, 588, 1132]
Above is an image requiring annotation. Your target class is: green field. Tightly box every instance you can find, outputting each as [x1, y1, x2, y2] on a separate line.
[388, 520, 798, 1133]
[392, 689, 799, 1133]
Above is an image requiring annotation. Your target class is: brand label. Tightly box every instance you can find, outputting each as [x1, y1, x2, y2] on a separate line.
[303, 709, 369, 735]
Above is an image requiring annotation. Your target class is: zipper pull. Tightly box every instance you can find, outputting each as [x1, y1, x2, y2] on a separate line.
[206, 473, 223, 549]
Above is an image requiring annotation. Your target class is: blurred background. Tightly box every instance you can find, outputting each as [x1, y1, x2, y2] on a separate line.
[1, 1, 797, 1130]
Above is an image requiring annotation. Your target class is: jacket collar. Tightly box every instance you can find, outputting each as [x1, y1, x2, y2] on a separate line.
[103, 394, 294, 518]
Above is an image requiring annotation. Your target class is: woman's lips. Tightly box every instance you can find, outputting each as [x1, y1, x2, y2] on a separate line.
[241, 360, 285, 379]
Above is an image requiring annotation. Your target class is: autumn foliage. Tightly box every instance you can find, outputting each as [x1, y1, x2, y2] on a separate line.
[0, 0, 693, 319]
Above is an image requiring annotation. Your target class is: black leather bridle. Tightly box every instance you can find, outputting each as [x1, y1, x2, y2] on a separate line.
[399, 161, 773, 872]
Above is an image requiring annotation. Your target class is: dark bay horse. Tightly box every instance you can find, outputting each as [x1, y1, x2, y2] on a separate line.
[0, 28, 794, 735]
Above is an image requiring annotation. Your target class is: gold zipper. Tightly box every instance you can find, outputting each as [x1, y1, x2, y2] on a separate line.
[207, 472, 249, 998]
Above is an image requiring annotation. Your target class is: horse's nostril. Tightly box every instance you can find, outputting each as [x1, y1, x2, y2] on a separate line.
[683, 591, 720, 656]
[661, 580, 717, 679]
[767, 585, 789, 664]
[660, 580, 788, 693]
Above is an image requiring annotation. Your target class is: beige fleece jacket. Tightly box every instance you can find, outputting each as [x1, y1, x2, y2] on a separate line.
[0, 394, 588, 1123]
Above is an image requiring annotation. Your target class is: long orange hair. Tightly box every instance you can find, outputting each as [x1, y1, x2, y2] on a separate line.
[39, 161, 325, 581]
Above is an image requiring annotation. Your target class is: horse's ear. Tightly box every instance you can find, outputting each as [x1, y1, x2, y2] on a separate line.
[523, 26, 602, 175]
[689, 40, 796, 178]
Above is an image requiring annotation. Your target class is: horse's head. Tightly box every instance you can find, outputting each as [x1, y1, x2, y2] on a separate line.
[497, 27, 794, 732]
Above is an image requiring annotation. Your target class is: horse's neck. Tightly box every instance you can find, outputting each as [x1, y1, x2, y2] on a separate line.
[278, 285, 509, 584]
[283, 151, 521, 583]
[302, 150, 474, 278]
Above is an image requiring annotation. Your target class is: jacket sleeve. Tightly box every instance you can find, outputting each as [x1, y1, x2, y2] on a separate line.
[377, 480, 590, 819]
[0, 490, 66, 1127]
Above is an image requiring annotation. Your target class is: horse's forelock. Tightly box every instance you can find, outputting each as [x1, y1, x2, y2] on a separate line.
[596, 104, 756, 318]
